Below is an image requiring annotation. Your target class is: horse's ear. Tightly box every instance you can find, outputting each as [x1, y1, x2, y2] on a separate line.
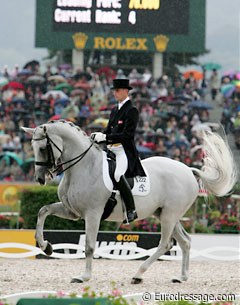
[21, 127, 35, 135]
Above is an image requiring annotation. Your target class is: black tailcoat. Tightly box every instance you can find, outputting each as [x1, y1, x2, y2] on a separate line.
[105, 100, 146, 178]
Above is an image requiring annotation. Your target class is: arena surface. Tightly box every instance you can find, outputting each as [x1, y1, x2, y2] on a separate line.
[0, 259, 239, 299]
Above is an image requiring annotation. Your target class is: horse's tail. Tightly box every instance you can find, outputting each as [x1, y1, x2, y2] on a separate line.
[191, 131, 238, 197]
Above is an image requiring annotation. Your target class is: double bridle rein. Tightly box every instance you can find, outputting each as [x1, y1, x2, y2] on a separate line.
[33, 133, 93, 176]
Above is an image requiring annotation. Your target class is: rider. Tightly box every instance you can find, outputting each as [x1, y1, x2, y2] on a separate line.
[91, 78, 146, 223]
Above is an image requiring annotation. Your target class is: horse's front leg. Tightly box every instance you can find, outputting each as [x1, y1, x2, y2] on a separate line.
[35, 202, 79, 255]
[71, 212, 101, 283]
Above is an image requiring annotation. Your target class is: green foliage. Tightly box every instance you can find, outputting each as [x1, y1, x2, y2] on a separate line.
[20, 186, 85, 230]
[194, 222, 214, 234]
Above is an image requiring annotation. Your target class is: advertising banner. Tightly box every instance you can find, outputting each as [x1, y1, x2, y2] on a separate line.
[0, 183, 35, 206]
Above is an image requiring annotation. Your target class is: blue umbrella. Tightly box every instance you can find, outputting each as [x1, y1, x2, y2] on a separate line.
[221, 84, 235, 98]
[54, 98, 70, 107]
[17, 69, 33, 76]
[136, 145, 152, 154]
[188, 100, 213, 110]
[11, 97, 28, 105]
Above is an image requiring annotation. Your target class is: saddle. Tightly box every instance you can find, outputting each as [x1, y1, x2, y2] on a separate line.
[101, 148, 150, 221]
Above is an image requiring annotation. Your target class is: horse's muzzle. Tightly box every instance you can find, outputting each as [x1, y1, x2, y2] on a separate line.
[36, 176, 45, 185]
[35, 166, 47, 185]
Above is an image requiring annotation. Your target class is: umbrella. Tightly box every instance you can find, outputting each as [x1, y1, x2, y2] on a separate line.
[17, 69, 33, 76]
[59, 63, 72, 70]
[136, 145, 152, 153]
[96, 66, 116, 79]
[2, 81, 24, 91]
[138, 98, 151, 104]
[130, 80, 146, 87]
[232, 80, 240, 87]
[42, 90, 68, 100]
[235, 72, 240, 80]
[11, 97, 28, 104]
[93, 118, 109, 128]
[74, 81, 91, 90]
[73, 71, 92, 81]
[49, 114, 61, 121]
[221, 84, 235, 97]
[48, 75, 66, 83]
[26, 75, 45, 84]
[202, 63, 222, 71]
[23, 60, 40, 70]
[188, 100, 213, 110]
[70, 88, 86, 96]
[136, 145, 153, 159]
[167, 100, 185, 107]
[34, 110, 47, 116]
[223, 70, 236, 79]
[54, 98, 70, 107]
[0, 152, 23, 166]
[174, 94, 192, 101]
[183, 70, 203, 80]
[54, 82, 73, 92]
[0, 77, 9, 87]
[12, 108, 29, 115]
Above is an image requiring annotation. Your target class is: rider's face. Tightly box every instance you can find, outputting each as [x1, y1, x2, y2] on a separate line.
[113, 88, 129, 102]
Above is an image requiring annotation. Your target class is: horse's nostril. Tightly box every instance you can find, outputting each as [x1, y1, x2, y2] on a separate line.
[37, 177, 45, 185]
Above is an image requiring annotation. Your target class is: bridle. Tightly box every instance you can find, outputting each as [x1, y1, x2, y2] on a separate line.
[33, 133, 93, 176]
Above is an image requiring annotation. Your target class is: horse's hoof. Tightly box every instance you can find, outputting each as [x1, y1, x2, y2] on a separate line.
[131, 277, 143, 284]
[71, 278, 84, 283]
[44, 242, 53, 256]
[171, 277, 182, 283]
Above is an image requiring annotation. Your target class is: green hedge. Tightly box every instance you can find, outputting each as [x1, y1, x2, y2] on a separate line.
[20, 186, 117, 231]
[20, 186, 85, 230]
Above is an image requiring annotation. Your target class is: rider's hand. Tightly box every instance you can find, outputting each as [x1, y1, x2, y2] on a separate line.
[91, 132, 106, 143]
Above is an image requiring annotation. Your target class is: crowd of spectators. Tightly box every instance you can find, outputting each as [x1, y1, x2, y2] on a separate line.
[0, 61, 239, 183]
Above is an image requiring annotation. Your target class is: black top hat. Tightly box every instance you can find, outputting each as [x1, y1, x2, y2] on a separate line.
[111, 79, 132, 90]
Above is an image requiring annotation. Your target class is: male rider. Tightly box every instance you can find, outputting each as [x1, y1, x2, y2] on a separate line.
[91, 78, 146, 223]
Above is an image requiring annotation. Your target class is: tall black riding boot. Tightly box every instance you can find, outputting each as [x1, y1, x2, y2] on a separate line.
[115, 176, 138, 223]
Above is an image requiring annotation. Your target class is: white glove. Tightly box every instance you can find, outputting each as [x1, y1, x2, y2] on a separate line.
[91, 132, 106, 143]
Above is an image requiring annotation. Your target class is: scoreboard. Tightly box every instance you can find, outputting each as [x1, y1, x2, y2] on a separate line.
[52, 0, 189, 35]
[36, 0, 206, 53]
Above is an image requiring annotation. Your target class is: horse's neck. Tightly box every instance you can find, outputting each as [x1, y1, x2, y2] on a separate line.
[53, 125, 102, 177]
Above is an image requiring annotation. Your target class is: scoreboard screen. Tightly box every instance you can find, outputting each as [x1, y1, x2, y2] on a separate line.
[52, 0, 189, 34]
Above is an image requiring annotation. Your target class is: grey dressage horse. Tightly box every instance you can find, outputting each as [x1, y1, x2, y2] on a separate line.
[22, 120, 237, 284]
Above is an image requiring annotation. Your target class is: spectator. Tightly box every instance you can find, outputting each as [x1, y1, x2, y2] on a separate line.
[209, 69, 220, 100]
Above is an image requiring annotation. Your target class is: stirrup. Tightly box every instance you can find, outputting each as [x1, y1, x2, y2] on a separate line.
[123, 210, 138, 224]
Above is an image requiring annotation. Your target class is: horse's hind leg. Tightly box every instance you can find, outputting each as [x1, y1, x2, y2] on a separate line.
[71, 212, 101, 283]
[132, 220, 176, 284]
[171, 221, 191, 283]
[35, 202, 79, 255]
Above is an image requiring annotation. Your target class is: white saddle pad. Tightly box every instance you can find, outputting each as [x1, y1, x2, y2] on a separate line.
[102, 151, 150, 196]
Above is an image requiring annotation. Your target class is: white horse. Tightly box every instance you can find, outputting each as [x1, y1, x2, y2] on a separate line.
[22, 120, 237, 284]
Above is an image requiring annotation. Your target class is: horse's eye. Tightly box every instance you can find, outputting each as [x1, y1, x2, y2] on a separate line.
[40, 147, 46, 153]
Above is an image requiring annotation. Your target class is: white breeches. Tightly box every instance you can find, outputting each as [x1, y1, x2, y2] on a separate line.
[108, 145, 128, 182]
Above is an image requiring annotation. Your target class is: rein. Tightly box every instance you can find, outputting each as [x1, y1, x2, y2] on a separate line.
[33, 133, 94, 176]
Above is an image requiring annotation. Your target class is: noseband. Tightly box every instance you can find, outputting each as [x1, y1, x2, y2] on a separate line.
[33, 133, 93, 175]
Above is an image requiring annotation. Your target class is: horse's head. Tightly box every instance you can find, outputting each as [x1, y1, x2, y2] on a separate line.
[22, 124, 63, 185]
